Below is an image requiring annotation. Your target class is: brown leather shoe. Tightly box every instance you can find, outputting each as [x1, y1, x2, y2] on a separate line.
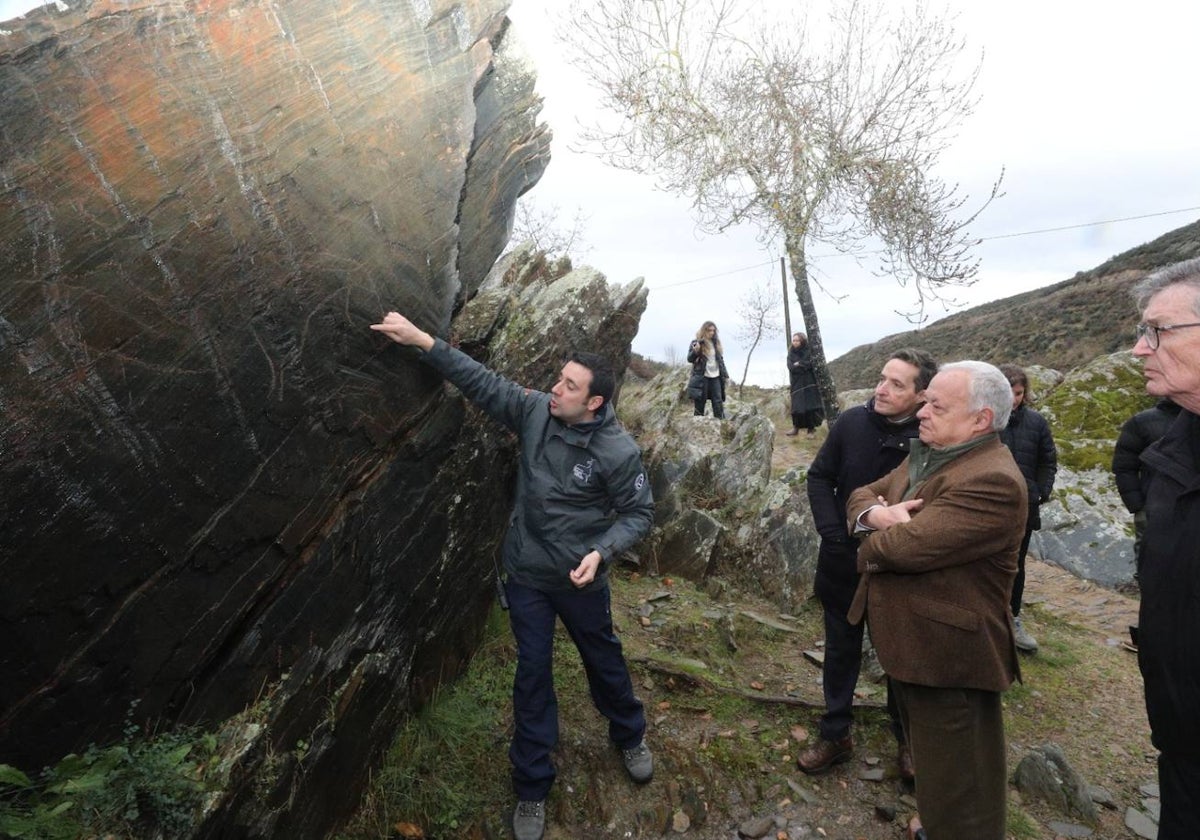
[785, 428, 799, 436]
[797, 736, 853, 774]
[897, 743, 915, 782]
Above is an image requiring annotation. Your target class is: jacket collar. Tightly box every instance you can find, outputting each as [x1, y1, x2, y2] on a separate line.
[1142, 409, 1200, 491]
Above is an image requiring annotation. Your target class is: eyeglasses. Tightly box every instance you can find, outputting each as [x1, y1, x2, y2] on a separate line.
[1136, 321, 1200, 350]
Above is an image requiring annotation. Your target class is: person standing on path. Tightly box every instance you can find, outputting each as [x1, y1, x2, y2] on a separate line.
[785, 332, 823, 436]
[1129, 257, 1200, 839]
[997, 364, 1057, 654]
[798, 348, 937, 780]
[371, 312, 655, 840]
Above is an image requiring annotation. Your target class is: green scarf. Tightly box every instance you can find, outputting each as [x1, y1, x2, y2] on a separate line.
[903, 434, 996, 501]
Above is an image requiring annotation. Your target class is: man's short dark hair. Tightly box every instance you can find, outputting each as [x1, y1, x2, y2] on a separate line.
[568, 351, 615, 406]
[889, 348, 938, 392]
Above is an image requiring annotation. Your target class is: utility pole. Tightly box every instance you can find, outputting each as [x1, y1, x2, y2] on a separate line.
[780, 256, 791, 348]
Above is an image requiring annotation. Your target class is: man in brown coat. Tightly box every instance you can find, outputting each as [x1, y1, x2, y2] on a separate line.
[846, 361, 1026, 840]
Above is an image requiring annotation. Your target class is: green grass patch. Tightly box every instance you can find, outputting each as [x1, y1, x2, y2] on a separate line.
[336, 608, 514, 840]
[1006, 800, 1042, 839]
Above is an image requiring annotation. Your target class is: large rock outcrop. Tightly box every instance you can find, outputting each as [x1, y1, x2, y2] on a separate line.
[0, 0, 576, 835]
[619, 373, 819, 612]
[1034, 352, 1155, 588]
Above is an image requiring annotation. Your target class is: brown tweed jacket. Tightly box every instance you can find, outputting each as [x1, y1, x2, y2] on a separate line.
[846, 435, 1027, 692]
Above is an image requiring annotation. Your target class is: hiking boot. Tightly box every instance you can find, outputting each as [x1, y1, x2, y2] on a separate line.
[1014, 616, 1039, 653]
[785, 428, 799, 436]
[621, 740, 654, 784]
[512, 800, 545, 840]
[797, 736, 853, 774]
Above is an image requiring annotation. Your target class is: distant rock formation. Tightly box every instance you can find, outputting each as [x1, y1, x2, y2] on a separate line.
[0, 0, 568, 835]
[829, 218, 1200, 390]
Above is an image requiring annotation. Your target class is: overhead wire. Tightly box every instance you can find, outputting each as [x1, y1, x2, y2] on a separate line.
[647, 204, 1200, 291]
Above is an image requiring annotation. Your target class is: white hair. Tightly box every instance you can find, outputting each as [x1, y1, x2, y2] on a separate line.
[1133, 257, 1200, 315]
[939, 361, 1012, 431]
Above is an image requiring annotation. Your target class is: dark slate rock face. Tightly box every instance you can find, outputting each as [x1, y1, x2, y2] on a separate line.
[0, 0, 572, 836]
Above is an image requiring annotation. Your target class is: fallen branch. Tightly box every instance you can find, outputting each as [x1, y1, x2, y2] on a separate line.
[627, 654, 886, 710]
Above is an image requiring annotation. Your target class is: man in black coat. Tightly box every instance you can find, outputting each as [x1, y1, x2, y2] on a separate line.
[798, 348, 938, 779]
[1112, 398, 1180, 570]
[1130, 257, 1200, 839]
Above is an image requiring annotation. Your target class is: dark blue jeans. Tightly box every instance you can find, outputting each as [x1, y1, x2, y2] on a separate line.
[505, 579, 646, 801]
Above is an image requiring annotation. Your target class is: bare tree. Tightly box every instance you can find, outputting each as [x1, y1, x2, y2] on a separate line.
[507, 196, 592, 261]
[734, 279, 783, 396]
[558, 0, 1001, 420]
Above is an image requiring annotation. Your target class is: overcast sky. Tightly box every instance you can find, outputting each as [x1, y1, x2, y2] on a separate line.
[505, 0, 1200, 386]
[4, 0, 1198, 387]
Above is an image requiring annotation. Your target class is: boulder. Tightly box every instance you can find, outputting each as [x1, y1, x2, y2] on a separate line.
[619, 374, 818, 611]
[0, 0, 565, 835]
[1012, 742, 1100, 824]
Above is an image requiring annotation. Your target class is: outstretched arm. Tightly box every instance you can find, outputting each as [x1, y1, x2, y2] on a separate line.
[370, 311, 435, 351]
[370, 310, 533, 432]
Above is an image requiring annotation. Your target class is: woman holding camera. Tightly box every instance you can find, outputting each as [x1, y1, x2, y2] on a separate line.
[686, 321, 729, 418]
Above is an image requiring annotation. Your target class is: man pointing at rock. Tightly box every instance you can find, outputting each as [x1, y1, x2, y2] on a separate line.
[371, 311, 654, 840]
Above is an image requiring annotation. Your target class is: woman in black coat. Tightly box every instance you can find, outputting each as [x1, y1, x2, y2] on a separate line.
[686, 321, 729, 418]
[786, 333, 823, 435]
[998, 364, 1058, 654]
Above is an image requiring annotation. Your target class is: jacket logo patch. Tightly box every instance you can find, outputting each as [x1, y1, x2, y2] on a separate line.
[573, 459, 595, 484]
[635, 473, 645, 490]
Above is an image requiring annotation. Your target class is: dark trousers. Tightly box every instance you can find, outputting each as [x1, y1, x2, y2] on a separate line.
[692, 376, 724, 418]
[1010, 524, 1034, 617]
[790, 411, 817, 432]
[505, 579, 646, 801]
[818, 593, 904, 743]
[1158, 751, 1200, 839]
[892, 680, 1007, 840]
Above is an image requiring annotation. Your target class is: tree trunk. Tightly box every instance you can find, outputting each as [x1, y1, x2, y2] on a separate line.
[784, 235, 840, 423]
[738, 331, 762, 397]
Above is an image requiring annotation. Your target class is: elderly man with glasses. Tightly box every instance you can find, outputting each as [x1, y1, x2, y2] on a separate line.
[1130, 257, 1200, 839]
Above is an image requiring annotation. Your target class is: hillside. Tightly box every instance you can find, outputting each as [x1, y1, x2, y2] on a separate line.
[829, 217, 1200, 389]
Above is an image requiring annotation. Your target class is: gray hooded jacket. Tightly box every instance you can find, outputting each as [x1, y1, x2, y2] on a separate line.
[422, 339, 654, 592]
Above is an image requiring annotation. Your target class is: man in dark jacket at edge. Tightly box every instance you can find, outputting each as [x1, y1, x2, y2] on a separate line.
[798, 348, 938, 779]
[371, 311, 655, 840]
[1111, 397, 1181, 572]
[1129, 257, 1200, 839]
